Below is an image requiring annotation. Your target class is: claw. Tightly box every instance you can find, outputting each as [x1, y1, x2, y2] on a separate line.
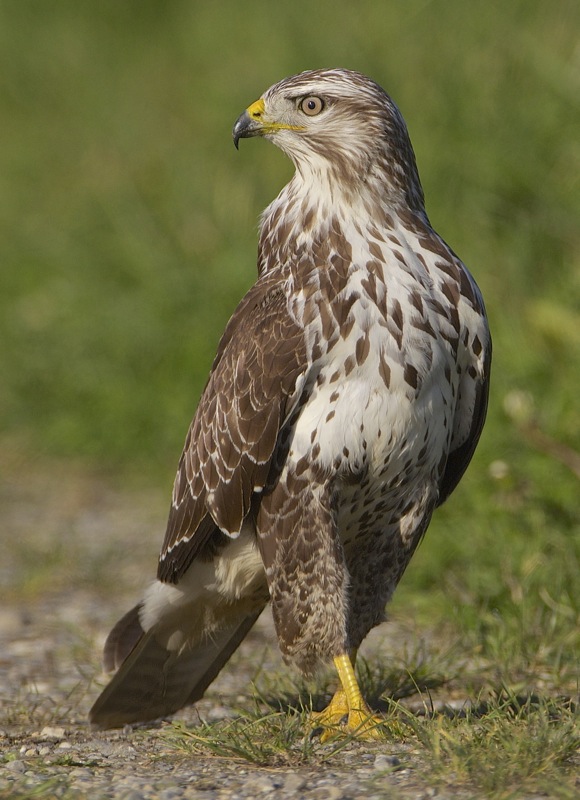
[310, 688, 349, 725]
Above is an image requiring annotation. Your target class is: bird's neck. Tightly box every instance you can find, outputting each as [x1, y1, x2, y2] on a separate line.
[257, 169, 428, 277]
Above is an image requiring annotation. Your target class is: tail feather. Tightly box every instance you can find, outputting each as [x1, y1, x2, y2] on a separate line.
[103, 603, 145, 672]
[89, 608, 264, 729]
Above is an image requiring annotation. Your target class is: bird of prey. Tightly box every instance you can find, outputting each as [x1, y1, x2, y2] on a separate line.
[90, 68, 491, 738]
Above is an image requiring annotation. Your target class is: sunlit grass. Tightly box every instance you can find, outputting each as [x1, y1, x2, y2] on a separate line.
[162, 666, 579, 797]
[394, 693, 580, 798]
[164, 709, 320, 767]
[161, 621, 578, 792]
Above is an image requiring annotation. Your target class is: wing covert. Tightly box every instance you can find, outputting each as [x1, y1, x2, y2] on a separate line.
[157, 274, 307, 583]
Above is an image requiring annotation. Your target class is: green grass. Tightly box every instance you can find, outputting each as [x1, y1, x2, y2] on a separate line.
[1, 0, 579, 472]
[159, 630, 579, 797]
[407, 696, 579, 798]
[1, 1, 579, 797]
[161, 668, 579, 798]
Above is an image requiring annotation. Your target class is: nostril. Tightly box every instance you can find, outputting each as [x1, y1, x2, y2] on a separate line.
[246, 99, 265, 121]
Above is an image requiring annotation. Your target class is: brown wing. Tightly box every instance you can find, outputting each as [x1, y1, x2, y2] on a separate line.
[157, 273, 307, 584]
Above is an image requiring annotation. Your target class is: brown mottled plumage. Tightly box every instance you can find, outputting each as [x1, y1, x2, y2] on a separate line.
[90, 69, 490, 734]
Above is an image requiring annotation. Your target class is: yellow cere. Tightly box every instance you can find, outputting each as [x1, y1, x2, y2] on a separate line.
[247, 98, 265, 119]
[246, 96, 305, 133]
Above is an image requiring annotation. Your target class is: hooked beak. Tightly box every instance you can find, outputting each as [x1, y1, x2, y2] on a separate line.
[233, 99, 265, 149]
[232, 96, 305, 149]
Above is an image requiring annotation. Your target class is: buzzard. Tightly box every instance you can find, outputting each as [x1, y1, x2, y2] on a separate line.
[90, 69, 491, 738]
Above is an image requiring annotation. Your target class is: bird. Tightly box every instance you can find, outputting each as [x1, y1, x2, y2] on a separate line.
[89, 68, 491, 738]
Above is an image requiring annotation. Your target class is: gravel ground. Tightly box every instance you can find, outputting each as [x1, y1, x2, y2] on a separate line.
[0, 593, 449, 800]
[0, 458, 490, 798]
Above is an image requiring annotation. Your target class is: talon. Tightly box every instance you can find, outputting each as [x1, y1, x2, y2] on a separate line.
[309, 688, 349, 741]
[309, 688, 349, 729]
[344, 707, 386, 740]
[313, 706, 386, 742]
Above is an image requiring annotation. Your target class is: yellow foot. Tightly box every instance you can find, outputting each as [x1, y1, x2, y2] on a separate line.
[314, 702, 386, 742]
[343, 706, 386, 740]
[310, 692, 386, 742]
[311, 653, 387, 742]
[310, 688, 349, 729]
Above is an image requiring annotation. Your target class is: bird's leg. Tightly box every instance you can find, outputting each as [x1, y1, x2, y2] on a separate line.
[310, 651, 385, 741]
[333, 652, 385, 739]
[309, 650, 356, 729]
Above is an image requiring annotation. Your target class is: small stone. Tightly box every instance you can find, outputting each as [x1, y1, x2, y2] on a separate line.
[92, 741, 124, 757]
[70, 768, 94, 778]
[355, 767, 372, 777]
[57, 741, 72, 749]
[159, 788, 183, 800]
[206, 705, 236, 721]
[0, 609, 25, 635]
[243, 775, 276, 793]
[40, 726, 66, 740]
[283, 772, 307, 792]
[5, 760, 26, 773]
[310, 787, 343, 800]
[373, 753, 401, 770]
[115, 792, 142, 800]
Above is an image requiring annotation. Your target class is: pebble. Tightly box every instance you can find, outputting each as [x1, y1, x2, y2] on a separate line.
[310, 786, 344, 800]
[4, 760, 26, 773]
[283, 772, 307, 792]
[158, 788, 183, 800]
[70, 768, 94, 778]
[40, 725, 67, 740]
[244, 775, 279, 794]
[206, 704, 237, 721]
[373, 753, 401, 770]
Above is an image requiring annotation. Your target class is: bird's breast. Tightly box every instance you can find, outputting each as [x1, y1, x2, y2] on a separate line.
[280, 224, 466, 528]
[287, 299, 456, 485]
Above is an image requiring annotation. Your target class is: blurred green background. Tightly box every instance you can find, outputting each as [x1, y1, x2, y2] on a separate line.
[1, 1, 578, 661]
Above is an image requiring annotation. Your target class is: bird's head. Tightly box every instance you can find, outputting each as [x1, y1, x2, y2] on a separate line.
[233, 68, 424, 210]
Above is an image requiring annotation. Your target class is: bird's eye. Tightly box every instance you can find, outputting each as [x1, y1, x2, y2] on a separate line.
[299, 96, 324, 116]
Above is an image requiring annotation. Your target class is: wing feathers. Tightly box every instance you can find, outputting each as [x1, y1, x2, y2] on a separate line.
[157, 277, 307, 584]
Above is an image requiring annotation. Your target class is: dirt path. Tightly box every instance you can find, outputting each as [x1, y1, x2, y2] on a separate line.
[3, 457, 571, 799]
[1, 595, 438, 800]
[0, 458, 457, 798]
